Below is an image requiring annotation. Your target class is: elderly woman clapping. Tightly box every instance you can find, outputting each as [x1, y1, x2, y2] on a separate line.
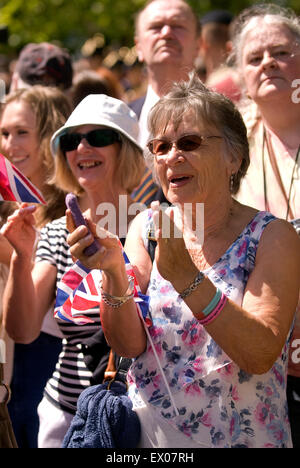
[67, 75, 300, 448]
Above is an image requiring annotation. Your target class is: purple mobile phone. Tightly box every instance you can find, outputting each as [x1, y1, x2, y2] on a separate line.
[65, 193, 99, 256]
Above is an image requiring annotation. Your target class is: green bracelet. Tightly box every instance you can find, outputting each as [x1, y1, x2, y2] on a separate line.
[202, 288, 222, 317]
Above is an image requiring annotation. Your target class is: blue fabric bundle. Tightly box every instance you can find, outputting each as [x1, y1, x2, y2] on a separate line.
[62, 381, 140, 448]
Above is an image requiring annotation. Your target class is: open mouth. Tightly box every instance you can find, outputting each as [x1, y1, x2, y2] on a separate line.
[78, 161, 102, 170]
[169, 175, 192, 186]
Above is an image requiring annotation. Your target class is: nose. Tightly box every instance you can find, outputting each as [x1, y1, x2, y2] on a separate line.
[160, 24, 173, 37]
[261, 51, 277, 69]
[165, 144, 184, 165]
[76, 137, 91, 152]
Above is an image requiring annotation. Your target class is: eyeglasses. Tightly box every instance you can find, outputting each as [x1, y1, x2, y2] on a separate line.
[147, 134, 222, 156]
[60, 128, 120, 152]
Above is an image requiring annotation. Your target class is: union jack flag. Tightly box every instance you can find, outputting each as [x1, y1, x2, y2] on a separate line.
[54, 248, 150, 326]
[0, 153, 46, 204]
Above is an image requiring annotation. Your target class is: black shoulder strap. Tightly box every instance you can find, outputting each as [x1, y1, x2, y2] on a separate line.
[147, 218, 157, 264]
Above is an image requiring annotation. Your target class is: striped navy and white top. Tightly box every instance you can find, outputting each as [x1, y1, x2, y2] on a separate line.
[35, 216, 101, 415]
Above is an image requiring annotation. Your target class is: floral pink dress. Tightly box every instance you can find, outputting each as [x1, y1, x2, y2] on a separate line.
[128, 210, 293, 448]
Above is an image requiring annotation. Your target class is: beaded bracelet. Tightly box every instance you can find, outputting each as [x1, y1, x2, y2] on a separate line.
[178, 271, 205, 299]
[100, 275, 135, 309]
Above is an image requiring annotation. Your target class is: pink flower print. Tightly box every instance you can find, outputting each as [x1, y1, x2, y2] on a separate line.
[250, 221, 258, 232]
[149, 326, 164, 340]
[217, 362, 234, 377]
[180, 321, 204, 347]
[160, 285, 172, 294]
[272, 364, 284, 387]
[267, 421, 287, 443]
[192, 357, 204, 374]
[265, 386, 273, 397]
[254, 402, 270, 426]
[237, 240, 247, 257]
[231, 385, 239, 402]
[184, 381, 202, 396]
[200, 412, 212, 427]
[151, 373, 161, 389]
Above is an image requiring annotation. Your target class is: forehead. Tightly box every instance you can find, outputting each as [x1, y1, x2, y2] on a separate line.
[1, 100, 35, 124]
[139, 0, 195, 26]
[242, 20, 296, 54]
[156, 109, 216, 136]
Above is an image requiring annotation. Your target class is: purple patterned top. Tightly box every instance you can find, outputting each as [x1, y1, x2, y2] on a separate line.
[128, 210, 293, 448]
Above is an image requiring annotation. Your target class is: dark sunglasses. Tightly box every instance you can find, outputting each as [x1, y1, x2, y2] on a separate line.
[60, 128, 121, 152]
[147, 134, 222, 156]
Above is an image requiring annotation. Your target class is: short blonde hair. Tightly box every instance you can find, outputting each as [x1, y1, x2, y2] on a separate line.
[53, 130, 145, 196]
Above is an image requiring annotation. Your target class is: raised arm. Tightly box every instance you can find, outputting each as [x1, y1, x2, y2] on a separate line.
[0, 233, 13, 266]
[2, 205, 57, 343]
[66, 211, 151, 358]
[155, 209, 300, 375]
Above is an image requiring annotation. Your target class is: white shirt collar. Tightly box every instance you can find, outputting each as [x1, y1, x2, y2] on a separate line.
[138, 85, 160, 148]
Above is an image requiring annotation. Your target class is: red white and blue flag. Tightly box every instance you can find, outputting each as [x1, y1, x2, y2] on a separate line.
[54, 248, 150, 326]
[0, 153, 46, 204]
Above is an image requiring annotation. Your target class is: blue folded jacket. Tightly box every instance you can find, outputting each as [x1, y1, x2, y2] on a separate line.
[62, 381, 141, 448]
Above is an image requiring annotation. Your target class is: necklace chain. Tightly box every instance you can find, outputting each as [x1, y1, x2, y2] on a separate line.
[262, 127, 300, 220]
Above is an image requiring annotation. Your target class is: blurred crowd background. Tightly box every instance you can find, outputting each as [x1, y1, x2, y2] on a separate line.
[0, 0, 298, 105]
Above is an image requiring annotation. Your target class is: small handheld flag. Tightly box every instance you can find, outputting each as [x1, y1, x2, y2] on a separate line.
[0, 153, 46, 204]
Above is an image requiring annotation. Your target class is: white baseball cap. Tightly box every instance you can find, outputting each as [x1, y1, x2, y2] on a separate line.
[51, 93, 142, 155]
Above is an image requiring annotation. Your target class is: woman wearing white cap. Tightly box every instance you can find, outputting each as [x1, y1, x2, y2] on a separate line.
[1, 94, 145, 447]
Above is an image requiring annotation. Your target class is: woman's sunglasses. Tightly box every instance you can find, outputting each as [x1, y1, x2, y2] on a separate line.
[147, 134, 222, 156]
[60, 128, 121, 152]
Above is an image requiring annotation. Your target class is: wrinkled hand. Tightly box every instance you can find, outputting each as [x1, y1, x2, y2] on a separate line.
[0, 204, 37, 258]
[66, 209, 124, 274]
[152, 202, 198, 288]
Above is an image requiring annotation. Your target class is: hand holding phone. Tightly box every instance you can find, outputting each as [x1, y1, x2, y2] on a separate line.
[65, 193, 99, 256]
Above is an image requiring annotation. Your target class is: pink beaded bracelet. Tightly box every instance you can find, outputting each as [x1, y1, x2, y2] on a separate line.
[197, 293, 228, 326]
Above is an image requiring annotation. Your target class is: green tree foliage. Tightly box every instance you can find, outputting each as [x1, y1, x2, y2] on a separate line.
[0, 0, 299, 56]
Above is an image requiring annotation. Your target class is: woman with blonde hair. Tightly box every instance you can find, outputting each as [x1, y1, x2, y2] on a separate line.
[0, 85, 72, 226]
[0, 85, 72, 447]
[2, 93, 145, 447]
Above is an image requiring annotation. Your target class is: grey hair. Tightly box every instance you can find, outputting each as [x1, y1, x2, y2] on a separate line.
[145, 73, 249, 194]
[229, 3, 300, 69]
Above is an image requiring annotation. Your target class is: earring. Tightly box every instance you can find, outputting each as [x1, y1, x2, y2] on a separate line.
[230, 174, 235, 193]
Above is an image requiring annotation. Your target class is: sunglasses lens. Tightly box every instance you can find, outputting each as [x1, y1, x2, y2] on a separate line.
[60, 133, 81, 152]
[60, 129, 119, 152]
[177, 135, 202, 151]
[87, 129, 119, 147]
[148, 135, 203, 155]
[148, 140, 171, 155]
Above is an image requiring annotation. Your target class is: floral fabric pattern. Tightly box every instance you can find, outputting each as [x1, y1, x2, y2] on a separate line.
[128, 210, 293, 448]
